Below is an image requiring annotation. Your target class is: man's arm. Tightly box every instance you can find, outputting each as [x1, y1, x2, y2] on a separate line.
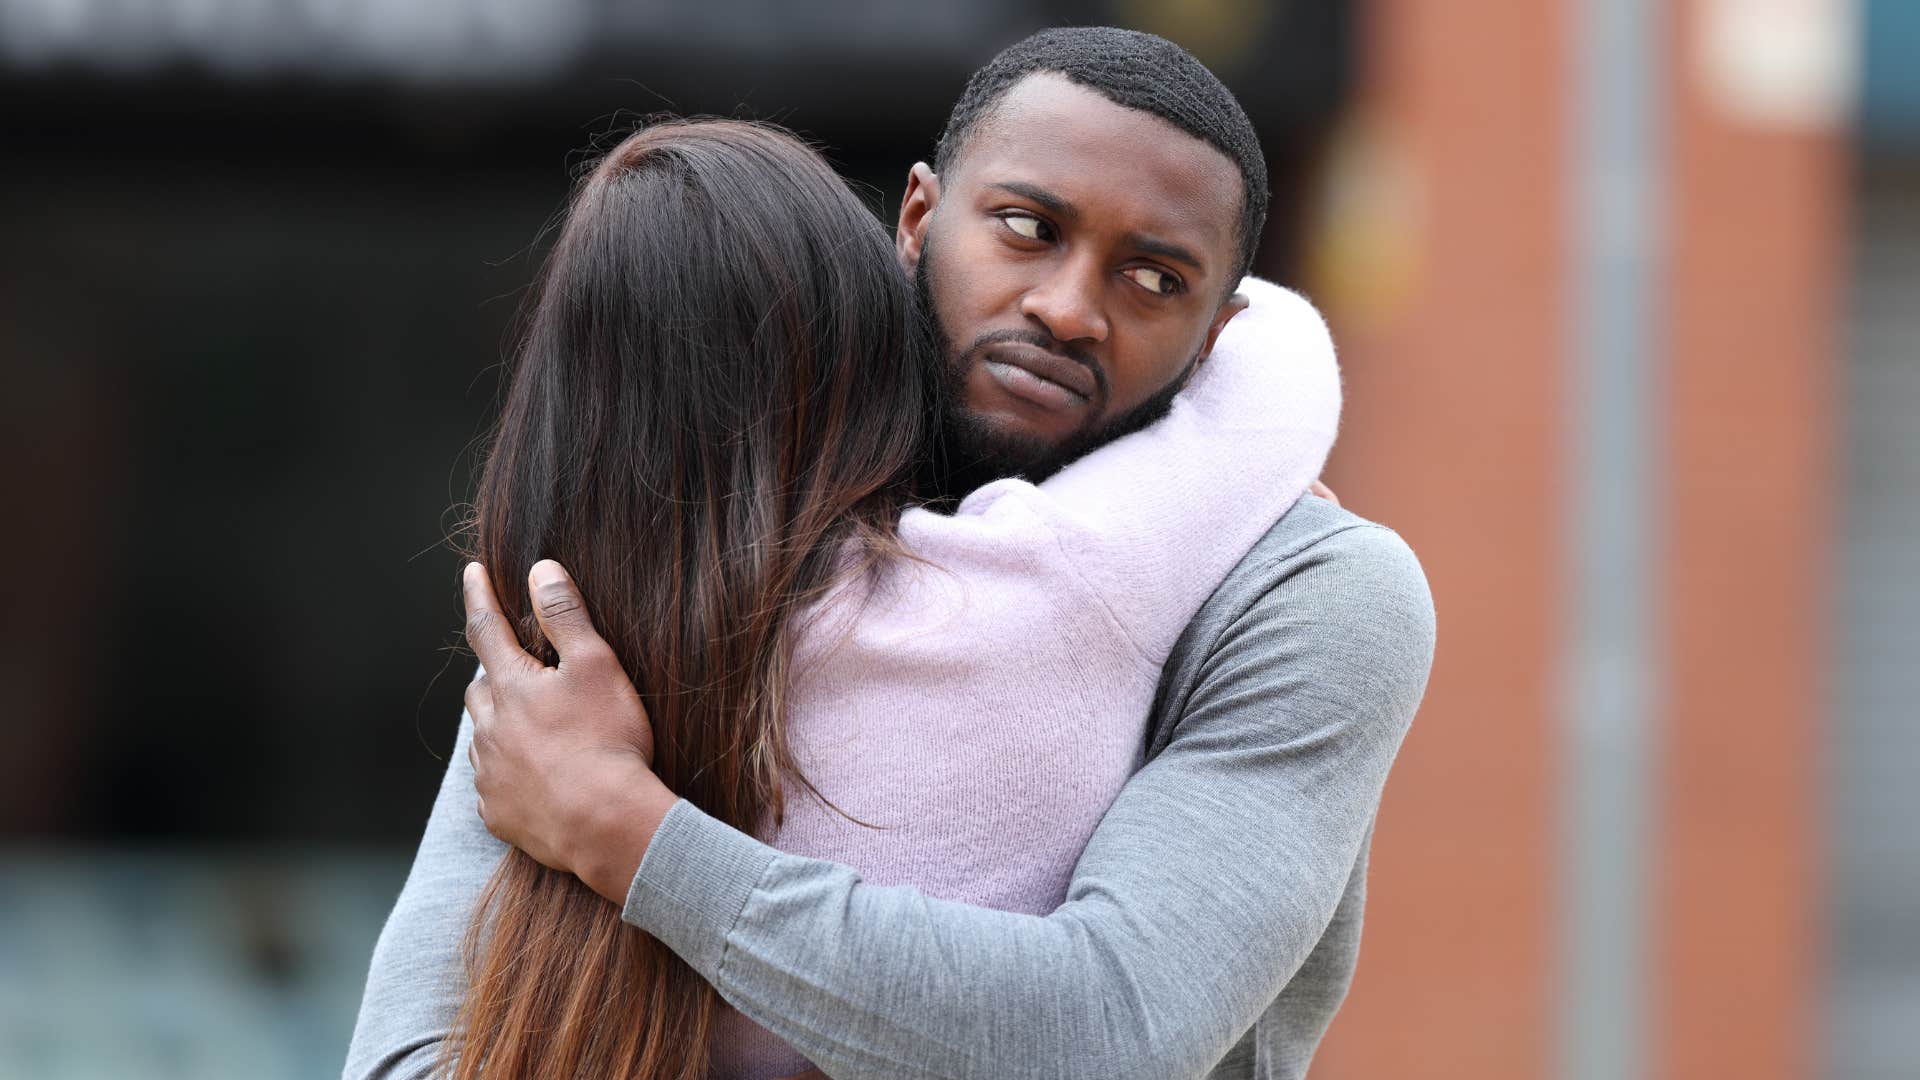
[342, 706, 504, 1079]
[469, 524, 1434, 1080]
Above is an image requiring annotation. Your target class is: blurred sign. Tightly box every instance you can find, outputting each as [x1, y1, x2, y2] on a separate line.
[0, 0, 1020, 83]
[0, 0, 591, 81]
[0, 1, 1350, 160]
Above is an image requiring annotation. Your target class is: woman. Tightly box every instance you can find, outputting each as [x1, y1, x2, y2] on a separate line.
[398, 118, 1337, 1079]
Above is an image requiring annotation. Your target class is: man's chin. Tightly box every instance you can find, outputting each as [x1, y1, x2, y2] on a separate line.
[948, 374, 1188, 492]
[943, 410, 1082, 486]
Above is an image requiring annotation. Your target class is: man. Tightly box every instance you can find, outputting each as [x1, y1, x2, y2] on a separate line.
[348, 27, 1433, 1080]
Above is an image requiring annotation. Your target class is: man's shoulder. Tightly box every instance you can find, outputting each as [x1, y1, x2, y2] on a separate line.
[1147, 496, 1435, 753]
[1212, 495, 1430, 617]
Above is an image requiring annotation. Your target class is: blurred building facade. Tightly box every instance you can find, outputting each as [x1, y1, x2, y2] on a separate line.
[1834, 2, 1920, 1075]
[0, 1, 1913, 1078]
[1310, 2, 1913, 1079]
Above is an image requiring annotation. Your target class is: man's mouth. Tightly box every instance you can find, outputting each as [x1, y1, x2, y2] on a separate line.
[978, 343, 1098, 413]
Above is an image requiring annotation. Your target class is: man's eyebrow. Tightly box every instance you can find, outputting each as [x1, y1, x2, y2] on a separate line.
[1125, 233, 1206, 274]
[987, 181, 1077, 220]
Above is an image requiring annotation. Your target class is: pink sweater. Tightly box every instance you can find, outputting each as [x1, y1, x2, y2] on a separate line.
[714, 278, 1340, 1077]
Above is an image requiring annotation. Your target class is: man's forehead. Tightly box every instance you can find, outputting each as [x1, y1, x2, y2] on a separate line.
[953, 73, 1242, 265]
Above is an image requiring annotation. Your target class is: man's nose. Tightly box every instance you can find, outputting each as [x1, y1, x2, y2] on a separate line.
[1019, 260, 1110, 344]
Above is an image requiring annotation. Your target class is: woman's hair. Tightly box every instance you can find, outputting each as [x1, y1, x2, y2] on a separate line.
[448, 119, 936, 1079]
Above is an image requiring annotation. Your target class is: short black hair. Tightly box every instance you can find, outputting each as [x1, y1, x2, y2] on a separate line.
[933, 26, 1269, 284]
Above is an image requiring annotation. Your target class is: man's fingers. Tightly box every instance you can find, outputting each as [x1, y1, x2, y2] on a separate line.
[464, 671, 494, 724]
[465, 676, 489, 780]
[527, 560, 616, 670]
[463, 562, 537, 675]
[1309, 478, 1341, 507]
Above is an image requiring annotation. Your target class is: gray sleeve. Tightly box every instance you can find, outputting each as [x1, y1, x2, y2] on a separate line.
[342, 711, 504, 1080]
[623, 525, 1436, 1080]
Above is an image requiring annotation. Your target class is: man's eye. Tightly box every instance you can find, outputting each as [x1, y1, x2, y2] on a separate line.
[1124, 266, 1180, 296]
[1001, 213, 1051, 241]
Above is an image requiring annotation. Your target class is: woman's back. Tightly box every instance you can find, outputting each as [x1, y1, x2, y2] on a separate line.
[707, 279, 1339, 1079]
[776, 277, 1336, 913]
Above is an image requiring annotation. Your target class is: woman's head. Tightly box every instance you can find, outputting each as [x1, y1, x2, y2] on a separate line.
[452, 119, 935, 1079]
[481, 117, 935, 803]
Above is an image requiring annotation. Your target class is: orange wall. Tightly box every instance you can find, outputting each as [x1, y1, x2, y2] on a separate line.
[1654, 5, 1839, 1079]
[1309, 3, 1840, 1078]
[1310, 2, 1564, 1077]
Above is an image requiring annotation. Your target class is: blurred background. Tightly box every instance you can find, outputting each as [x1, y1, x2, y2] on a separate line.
[0, 0, 1910, 1077]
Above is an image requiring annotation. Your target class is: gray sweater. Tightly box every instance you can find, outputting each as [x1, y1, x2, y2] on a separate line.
[344, 495, 1435, 1080]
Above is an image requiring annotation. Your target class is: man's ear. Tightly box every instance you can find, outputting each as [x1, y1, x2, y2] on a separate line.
[896, 162, 941, 273]
[1196, 291, 1252, 363]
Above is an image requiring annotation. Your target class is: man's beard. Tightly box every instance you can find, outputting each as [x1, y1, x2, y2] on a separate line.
[914, 240, 1201, 501]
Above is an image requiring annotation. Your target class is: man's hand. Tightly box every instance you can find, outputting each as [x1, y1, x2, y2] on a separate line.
[462, 559, 678, 905]
[1308, 478, 1341, 506]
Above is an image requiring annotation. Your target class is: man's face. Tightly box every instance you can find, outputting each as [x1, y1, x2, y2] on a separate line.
[901, 72, 1249, 483]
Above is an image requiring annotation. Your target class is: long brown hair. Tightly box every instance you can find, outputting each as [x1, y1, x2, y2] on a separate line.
[449, 119, 936, 1079]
